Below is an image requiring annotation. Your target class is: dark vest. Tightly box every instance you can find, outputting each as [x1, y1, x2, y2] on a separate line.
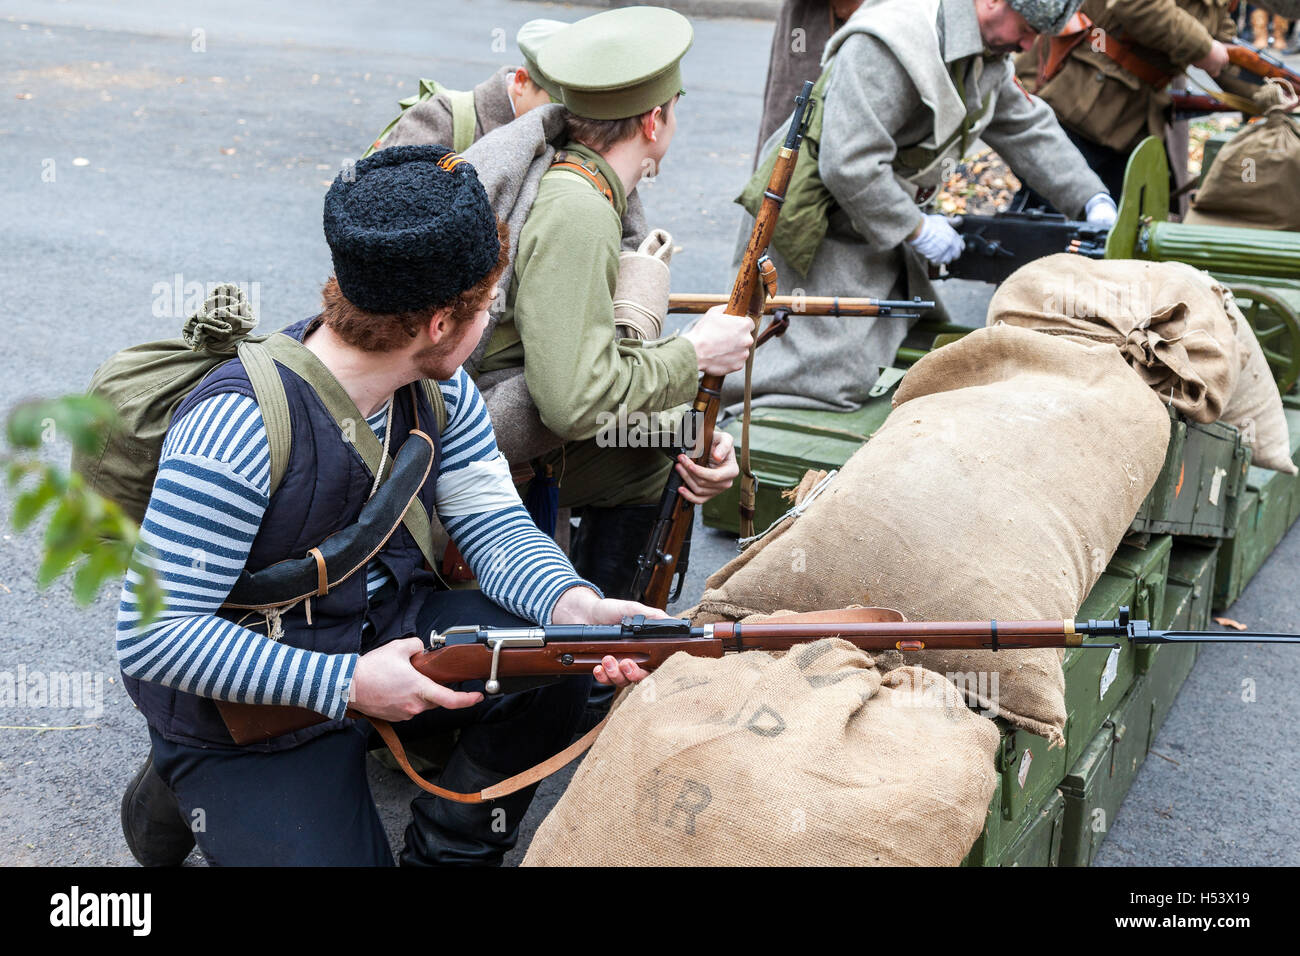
[124, 317, 444, 750]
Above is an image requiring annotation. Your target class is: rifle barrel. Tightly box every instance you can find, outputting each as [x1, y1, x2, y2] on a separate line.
[668, 293, 934, 316]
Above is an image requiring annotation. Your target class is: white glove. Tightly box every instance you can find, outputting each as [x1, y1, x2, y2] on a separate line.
[1084, 193, 1118, 228]
[908, 213, 965, 265]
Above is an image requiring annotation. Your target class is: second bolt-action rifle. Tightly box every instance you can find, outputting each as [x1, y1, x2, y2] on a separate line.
[215, 605, 1300, 801]
[629, 81, 816, 608]
[1225, 39, 1300, 98]
[668, 293, 931, 318]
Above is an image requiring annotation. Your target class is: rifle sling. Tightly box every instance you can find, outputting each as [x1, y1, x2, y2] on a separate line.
[1040, 12, 1174, 89]
[222, 429, 436, 609]
[256, 332, 441, 571]
[366, 712, 609, 803]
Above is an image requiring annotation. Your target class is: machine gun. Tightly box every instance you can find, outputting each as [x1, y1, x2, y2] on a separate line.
[933, 210, 1108, 285]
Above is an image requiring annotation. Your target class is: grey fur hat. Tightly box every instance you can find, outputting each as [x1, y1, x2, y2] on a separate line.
[1006, 0, 1084, 35]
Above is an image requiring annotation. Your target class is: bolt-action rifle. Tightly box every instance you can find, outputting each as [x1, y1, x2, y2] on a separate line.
[215, 605, 1299, 801]
[668, 293, 931, 319]
[628, 82, 817, 609]
[1225, 39, 1300, 98]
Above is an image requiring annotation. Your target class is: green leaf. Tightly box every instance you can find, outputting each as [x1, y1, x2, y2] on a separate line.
[10, 474, 57, 531]
[36, 543, 82, 590]
[42, 496, 85, 551]
[5, 400, 51, 449]
[71, 547, 121, 605]
[4, 395, 116, 454]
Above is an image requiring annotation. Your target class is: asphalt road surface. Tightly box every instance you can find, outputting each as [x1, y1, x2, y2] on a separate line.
[1, 0, 1297, 867]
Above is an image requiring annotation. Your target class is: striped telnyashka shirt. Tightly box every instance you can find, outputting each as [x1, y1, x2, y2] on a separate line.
[116, 367, 590, 722]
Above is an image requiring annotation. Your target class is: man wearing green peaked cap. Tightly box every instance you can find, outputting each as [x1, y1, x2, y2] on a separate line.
[380, 19, 566, 153]
[479, 5, 754, 614]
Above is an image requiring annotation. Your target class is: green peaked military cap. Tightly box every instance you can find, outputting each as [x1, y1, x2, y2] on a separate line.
[516, 19, 568, 101]
[537, 6, 693, 120]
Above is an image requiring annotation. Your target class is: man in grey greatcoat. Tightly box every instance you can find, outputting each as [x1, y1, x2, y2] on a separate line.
[728, 0, 1118, 412]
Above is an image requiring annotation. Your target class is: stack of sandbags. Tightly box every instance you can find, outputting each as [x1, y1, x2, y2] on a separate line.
[522, 640, 999, 867]
[693, 325, 1171, 746]
[988, 255, 1295, 474]
[985, 255, 1239, 423]
[1190, 272, 1297, 475]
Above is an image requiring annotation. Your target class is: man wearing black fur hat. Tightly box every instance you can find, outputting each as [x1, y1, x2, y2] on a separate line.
[117, 145, 658, 866]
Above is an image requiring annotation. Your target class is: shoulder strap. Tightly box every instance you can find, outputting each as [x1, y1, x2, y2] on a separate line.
[255, 333, 440, 569]
[550, 150, 617, 207]
[236, 341, 292, 497]
[419, 379, 449, 433]
[445, 87, 477, 153]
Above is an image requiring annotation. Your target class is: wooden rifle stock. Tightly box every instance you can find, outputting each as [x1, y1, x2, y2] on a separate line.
[1226, 40, 1300, 98]
[668, 293, 932, 317]
[630, 81, 817, 609]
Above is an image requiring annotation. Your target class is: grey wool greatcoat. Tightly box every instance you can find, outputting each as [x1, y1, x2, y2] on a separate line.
[725, 0, 1107, 412]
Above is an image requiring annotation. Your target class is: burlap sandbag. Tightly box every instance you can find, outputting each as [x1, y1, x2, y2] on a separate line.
[1218, 285, 1298, 474]
[522, 641, 999, 866]
[986, 255, 1239, 423]
[1186, 81, 1300, 231]
[693, 325, 1171, 745]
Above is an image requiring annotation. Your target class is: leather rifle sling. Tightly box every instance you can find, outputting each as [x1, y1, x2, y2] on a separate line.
[1041, 12, 1174, 88]
[362, 606, 901, 800]
[365, 712, 610, 803]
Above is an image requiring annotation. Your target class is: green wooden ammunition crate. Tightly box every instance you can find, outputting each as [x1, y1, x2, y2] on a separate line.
[1216, 464, 1296, 609]
[1000, 790, 1066, 867]
[1162, 581, 1193, 631]
[1166, 543, 1219, 633]
[701, 391, 895, 535]
[1059, 675, 1155, 867]
[996, 718, 1068, 829]
[1161, 418, 1250, 539]
[1142, 543, 1218, 735]
[1214, 488, 1261, 609]
[1129, 408, 1187, 534]
[1249, 462, 1296, 556]
[960, 777, 1003, 867]
[1146, 640, 1199, 742]
[1065, 536, 1170, 769]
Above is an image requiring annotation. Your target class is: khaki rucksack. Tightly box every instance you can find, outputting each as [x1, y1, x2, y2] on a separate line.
[72, 284, 447, 563]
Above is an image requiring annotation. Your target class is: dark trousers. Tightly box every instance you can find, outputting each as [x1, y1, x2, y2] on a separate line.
[1019, 126, 1133, 213]
[150, 590, 591, 866]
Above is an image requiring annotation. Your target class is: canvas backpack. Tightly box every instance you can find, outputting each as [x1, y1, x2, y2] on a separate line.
[72, 284, 448, 562]
[363, 79, 477, 157]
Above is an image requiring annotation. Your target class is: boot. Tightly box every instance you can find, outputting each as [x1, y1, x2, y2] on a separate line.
[1252, 8, 1270, 48]
[120, 749, 195, 866]
[568, 504, 662, 730]
[399, 749, 537, 866]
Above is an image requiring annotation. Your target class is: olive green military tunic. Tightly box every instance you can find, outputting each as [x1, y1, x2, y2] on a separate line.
[481, 142, 698, 508]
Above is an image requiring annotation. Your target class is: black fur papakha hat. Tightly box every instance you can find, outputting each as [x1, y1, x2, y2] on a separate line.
[323, 145, 500, 313]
